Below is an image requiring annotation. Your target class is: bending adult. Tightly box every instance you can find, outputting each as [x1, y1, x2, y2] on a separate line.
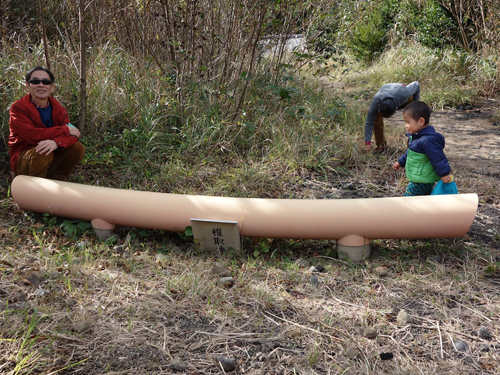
[8, 66, 85, 181]
[364, 81, 420, 152]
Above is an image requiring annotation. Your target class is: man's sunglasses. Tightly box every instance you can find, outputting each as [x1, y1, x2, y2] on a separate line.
[28, 79, 52, 85]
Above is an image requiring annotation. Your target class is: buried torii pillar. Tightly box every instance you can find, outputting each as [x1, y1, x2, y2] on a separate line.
[11, 176, 478, 261]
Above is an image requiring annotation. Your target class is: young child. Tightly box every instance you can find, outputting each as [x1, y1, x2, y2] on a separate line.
[393, 101, 452, 196]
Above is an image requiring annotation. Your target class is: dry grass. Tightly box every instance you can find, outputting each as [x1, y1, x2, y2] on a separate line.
[0, 194, 499, 375]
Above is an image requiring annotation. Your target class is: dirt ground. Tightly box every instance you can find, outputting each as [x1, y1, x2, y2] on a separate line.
[1, 98, 499, 375]
[435, 99, 500, 247]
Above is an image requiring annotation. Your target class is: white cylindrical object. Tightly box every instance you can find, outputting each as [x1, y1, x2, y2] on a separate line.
[11, 176, 478, 240]
[337, 235, 371, 262]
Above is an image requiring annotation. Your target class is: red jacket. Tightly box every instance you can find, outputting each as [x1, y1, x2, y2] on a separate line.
[8, 94, 78, 173]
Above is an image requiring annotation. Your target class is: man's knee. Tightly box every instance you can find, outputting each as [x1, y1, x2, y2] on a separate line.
[17, 149, 54, 177]
[70, 141, 85, 162]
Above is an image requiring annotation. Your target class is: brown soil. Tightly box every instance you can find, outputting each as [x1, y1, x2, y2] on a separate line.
[433, 99, 500, 247]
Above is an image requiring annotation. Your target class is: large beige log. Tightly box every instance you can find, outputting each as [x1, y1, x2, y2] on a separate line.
[11, 175, 477, 241]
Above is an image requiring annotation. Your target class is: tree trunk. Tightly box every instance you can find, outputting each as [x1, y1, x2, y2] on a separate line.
[79, 0, 87, 132]
[38, 0, 51, 69]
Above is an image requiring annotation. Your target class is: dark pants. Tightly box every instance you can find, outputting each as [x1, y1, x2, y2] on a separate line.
[16, 141, 85, 181]
[373, 95, 414, 148]
[404, 182, 435, 196]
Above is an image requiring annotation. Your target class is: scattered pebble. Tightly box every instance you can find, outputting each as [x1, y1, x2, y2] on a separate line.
[172, 245, 184, 254]
[453, 339, 468, 352]
[374, 266, 389, 277]
[346, 346, 359, 358]
[218, 277, 235, 288]
[288, 328, 302, 338]
[76, 240, 88, 249]
[34, 288, 50, 297]
[209, 263, 232, 278]
[397, 309, 412, 325]
[363, 327, 378, 339]
[478, 327, 492, 340]
[155, 253, 169, 263]
[380, 352, 393, 360]
[258, 339, 279, 351]
[25, 273, 41, 287]
[93, 228, 115, 240]
[295, 258, 310, 268]
[315, 264, 325, 273]
[309, 266, 318, 273]
[169, 359, 187, 372]
[123, 233, 132, 247]
[434, 254, 444, 263]
[479, 344, 490, 352]
[10, 292, 27, 303]
[217, 356, 237, 372]
[310, 276, 319, 285]
[113, 245, 125, 255]
[72, 319, 92, 334]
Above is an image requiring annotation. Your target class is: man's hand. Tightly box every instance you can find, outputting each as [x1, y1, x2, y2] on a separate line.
[36, 140, 58, 155]
[364, 143, 371, 152]
[393, 162, 401, 171]
[67, 124, 81, 137]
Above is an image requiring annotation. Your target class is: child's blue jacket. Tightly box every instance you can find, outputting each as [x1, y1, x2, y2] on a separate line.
[398, 125, 451, 178]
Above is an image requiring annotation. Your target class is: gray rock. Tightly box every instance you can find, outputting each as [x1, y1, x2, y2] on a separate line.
[434, 254, 444, 263]
[76, 240, 88, 249]
[315, 264, 325, 273]
[172, 245, 184, 254]
[363, 327, 378, 339]
[287, 328, 302, 338]
[295, 258, 310, 268]
[310, 275, 319, 285]
[453, 339, 468, 352]
[478, 327, 492, 340]
[169, 359, 187, 372]
[217, 357, 237, 372]
[479, 344, 490, 352]
[218, 277, 235, 288]
[25, 273, 41, 287]
[209, 263, 232, 278]
[34, 288, 50, 297]
[72, 319, 92, 334]
[346, 346, 359, 358]
[93, 228, 114, 240]
[258, 339, 279, 350]
[11, 292, 27, 302]
[374, 266, 389, 277]
[397, 309, 412, 325]
[249, 361, 259, 368]
[113, 245, 125, 254]
[155, 253, 169, 263]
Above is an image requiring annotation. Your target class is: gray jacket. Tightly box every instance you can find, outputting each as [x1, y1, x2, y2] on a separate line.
[364, 82, 420, 143]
